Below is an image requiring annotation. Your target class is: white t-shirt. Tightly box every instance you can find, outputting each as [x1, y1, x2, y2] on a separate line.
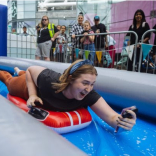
[107, 35, 116, 46]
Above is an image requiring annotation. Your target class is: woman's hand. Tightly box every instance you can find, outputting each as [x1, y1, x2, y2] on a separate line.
[137, 43, 141, 48]
[96, 29, 100, 33]
[84, 32, 88, 36]
[116, 110, 136, 131]
[27, 95, 43, 108]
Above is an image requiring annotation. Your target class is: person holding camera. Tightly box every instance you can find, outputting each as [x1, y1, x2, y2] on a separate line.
[36, 16, 59, 61]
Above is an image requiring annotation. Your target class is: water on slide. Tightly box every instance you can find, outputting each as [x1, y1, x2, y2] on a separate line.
[0, 81, 155, 156]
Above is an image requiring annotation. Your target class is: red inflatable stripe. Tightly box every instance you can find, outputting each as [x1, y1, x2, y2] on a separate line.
[7, 94, 92, 134]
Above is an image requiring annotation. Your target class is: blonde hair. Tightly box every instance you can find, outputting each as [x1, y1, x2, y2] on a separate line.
[41, 15, 49, 28]
[84, 20, 91, 29]
[52, 59, 97, 93]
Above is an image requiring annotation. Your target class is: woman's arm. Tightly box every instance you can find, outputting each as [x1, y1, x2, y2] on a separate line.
[90, 97, 136, 130]
[143, 37, 150, 43]
[88, 31, 95, 42]
[71, 25, 76, 39]
[143, 23, 150, 43]
[88, 34, 95, 42]
[26, 66, 46, 107]
[51, 32, 60, 42]
[80, 36, 85, 43]
[80, 32, 88, 43]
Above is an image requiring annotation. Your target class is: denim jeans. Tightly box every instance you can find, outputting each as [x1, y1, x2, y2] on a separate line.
[83, 43, 95, 63]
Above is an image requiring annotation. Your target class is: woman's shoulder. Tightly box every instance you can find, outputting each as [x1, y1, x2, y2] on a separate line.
[128, 25, 133, 30]
[144, 22, 150, 28]
[37, 68, 61, 86]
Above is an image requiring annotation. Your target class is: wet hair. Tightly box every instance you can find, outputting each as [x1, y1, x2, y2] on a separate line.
[133, 9, 146, 26]
[41, 15, 49, 28]
[52, 59, 97, 93]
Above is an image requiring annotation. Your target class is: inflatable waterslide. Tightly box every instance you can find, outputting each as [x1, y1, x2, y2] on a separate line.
[0, 57, 156, 156]
[0, 4, 156, 156]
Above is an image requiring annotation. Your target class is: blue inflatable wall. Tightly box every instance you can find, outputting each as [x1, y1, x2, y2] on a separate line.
[0, 5, 7, 56]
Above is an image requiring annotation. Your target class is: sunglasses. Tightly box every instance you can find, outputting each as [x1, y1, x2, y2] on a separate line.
[42, 19, 48, 21]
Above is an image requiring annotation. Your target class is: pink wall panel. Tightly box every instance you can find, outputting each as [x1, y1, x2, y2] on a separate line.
[109, 1, 156, 53]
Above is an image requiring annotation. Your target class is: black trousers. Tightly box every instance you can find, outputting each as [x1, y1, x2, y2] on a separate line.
[128, 47, 142, 71]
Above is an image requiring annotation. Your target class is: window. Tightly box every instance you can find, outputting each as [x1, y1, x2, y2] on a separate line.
[24, 1, 36, 4]
[17, 5, 24, 12]
[24, 12, 35, 18]
[17, 1, 24, 5]
[17, 12, 24, 19]
[24, 4, 36, 11]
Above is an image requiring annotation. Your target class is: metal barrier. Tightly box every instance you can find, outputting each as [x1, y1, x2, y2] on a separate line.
[52, 36, 70, 63]
[72, 31, 138, 71]
[7, 33, 37, 59]
[138, 29, 156, 74]
[7, 31, 139, 72]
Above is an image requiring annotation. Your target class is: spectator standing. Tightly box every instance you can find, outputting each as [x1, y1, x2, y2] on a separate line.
[56, 25, 68, 62]
[50, 25, 61, 61]
[36, 15, 59, 61]
[126, 9, 150, 71]
[57, 25, 61, 31]
[91, 16, 107, 51]
[70, 12, 84, 61]
[80, 20, 95, 63]
[20, 26, 29, 36]
[12, 28, 16, 34]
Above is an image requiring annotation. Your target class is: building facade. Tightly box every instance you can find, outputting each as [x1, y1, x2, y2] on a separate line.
[7, 0, 77, 36]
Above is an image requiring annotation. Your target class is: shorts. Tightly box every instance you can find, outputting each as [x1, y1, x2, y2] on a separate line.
[36, 40, 52, 58]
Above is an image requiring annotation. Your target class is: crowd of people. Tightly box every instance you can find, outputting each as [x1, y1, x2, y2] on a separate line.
[11, 9, 156, 72]
[34, 9, 155, 72]
[3, 8, 156, 135]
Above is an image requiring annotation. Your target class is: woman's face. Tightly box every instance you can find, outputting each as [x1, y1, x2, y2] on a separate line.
[69, 74, 96, 100]
[78, 15, 84, 25]
[135, 12, 142, 22]
[42, 16, 49, 26]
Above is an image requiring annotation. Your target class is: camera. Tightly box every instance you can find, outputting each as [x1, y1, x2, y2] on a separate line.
[115, 106, 138, 133]
[122, 106, 138, 118]
[36, 25, 40, 29]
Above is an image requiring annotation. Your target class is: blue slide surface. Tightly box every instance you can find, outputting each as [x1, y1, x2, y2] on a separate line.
[0, 80, 155, 156]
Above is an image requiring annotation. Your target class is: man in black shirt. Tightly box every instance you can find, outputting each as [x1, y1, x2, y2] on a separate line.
[91, 16, 107, 50]
[20, 26, 29, 36]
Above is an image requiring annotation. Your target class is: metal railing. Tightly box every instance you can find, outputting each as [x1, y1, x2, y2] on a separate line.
[50, 36, 72, 63]
[73, 31, 138, 71]
[7, 33, 37, 59]
[138, 29, 156, 74]
[7, 31, 139, 72]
